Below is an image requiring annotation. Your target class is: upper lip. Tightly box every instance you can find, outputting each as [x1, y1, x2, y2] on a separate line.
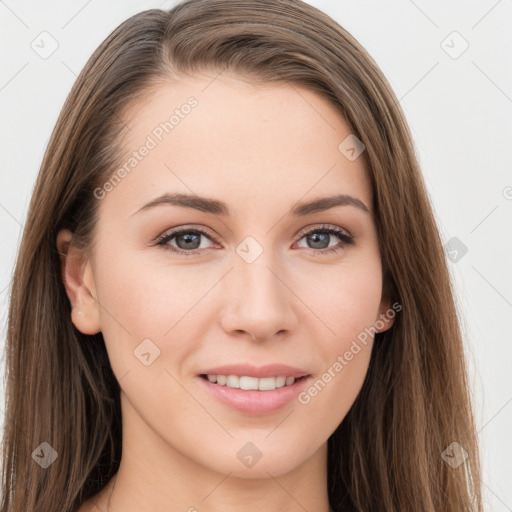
[199, 364, 310, 379]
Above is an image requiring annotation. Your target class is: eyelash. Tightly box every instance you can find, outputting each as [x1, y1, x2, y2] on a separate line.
[155, 224, 354, 257]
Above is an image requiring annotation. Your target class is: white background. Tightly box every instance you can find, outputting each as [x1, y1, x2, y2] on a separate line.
[0, 1, 511, 510]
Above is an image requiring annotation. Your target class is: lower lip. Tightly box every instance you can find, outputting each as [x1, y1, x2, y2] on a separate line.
[197, 375, 311, 415]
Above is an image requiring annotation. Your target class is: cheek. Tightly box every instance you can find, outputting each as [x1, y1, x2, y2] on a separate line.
[295, 343, 371, 449]
[92, 242, 226, 389]
[294, 293, 379, 441]
[296, 260, 382, 414]
[326, 281, 382, 347]
[94, 245, 197, 332]
[304, 253, 383, 348]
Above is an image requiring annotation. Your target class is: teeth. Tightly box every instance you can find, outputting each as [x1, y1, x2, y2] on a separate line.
[285, 376, 295, 386]
[240, 376, 259, 390]
[226, 375, 240, 388]
[275, 376, 286, 388]
[205, 374, 299, 390]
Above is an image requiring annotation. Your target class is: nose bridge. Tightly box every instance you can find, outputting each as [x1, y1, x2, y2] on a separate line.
[221, 238, 296, 340]
[235, 239, 287, 306]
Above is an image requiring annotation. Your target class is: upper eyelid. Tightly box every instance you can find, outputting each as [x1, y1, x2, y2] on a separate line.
[157, 224, 217, 243]
[296, 223, 352, 238]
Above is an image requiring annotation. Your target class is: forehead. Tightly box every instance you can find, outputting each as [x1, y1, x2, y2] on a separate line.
[103, 72, 373, 218]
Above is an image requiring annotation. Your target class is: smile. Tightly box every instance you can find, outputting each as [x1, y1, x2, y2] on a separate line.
[197, 374, 312, 415]
[201, 374, 307, 390]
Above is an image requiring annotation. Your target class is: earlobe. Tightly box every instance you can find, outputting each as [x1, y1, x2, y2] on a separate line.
[57, 229, 101, 335]
[375, 272, 397, 333]
[375, 297, 396, 333]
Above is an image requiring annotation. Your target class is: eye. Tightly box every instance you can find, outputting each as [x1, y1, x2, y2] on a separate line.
[294, 224, 355, 255]
[155, 223, 354, 257]
[155, 226, 217, 257]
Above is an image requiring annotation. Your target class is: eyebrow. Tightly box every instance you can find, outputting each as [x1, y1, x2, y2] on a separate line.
[131, 192, 371, 217]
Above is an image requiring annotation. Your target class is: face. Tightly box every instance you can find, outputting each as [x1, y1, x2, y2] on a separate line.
[59, 71, 394, 481]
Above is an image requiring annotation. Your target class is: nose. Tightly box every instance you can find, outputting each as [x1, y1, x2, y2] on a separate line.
[219, 256, 298, 343]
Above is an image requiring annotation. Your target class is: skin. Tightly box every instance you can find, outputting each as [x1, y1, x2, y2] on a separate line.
[58, 71, 394, 512]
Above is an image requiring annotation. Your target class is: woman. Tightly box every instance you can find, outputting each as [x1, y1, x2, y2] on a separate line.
[1, 0, 483, 510]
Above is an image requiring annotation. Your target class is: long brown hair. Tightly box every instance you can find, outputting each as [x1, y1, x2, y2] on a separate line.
[1, 1, 483, 510]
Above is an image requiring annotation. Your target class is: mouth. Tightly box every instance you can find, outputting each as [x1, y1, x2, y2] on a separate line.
[199, 373, 309, 391]
[197, 372, 312, 415]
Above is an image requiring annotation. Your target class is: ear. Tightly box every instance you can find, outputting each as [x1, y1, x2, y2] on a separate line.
[375, 296, 396, 333]
[56, 229, 101, 335]
[374, 274, 397, 333]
